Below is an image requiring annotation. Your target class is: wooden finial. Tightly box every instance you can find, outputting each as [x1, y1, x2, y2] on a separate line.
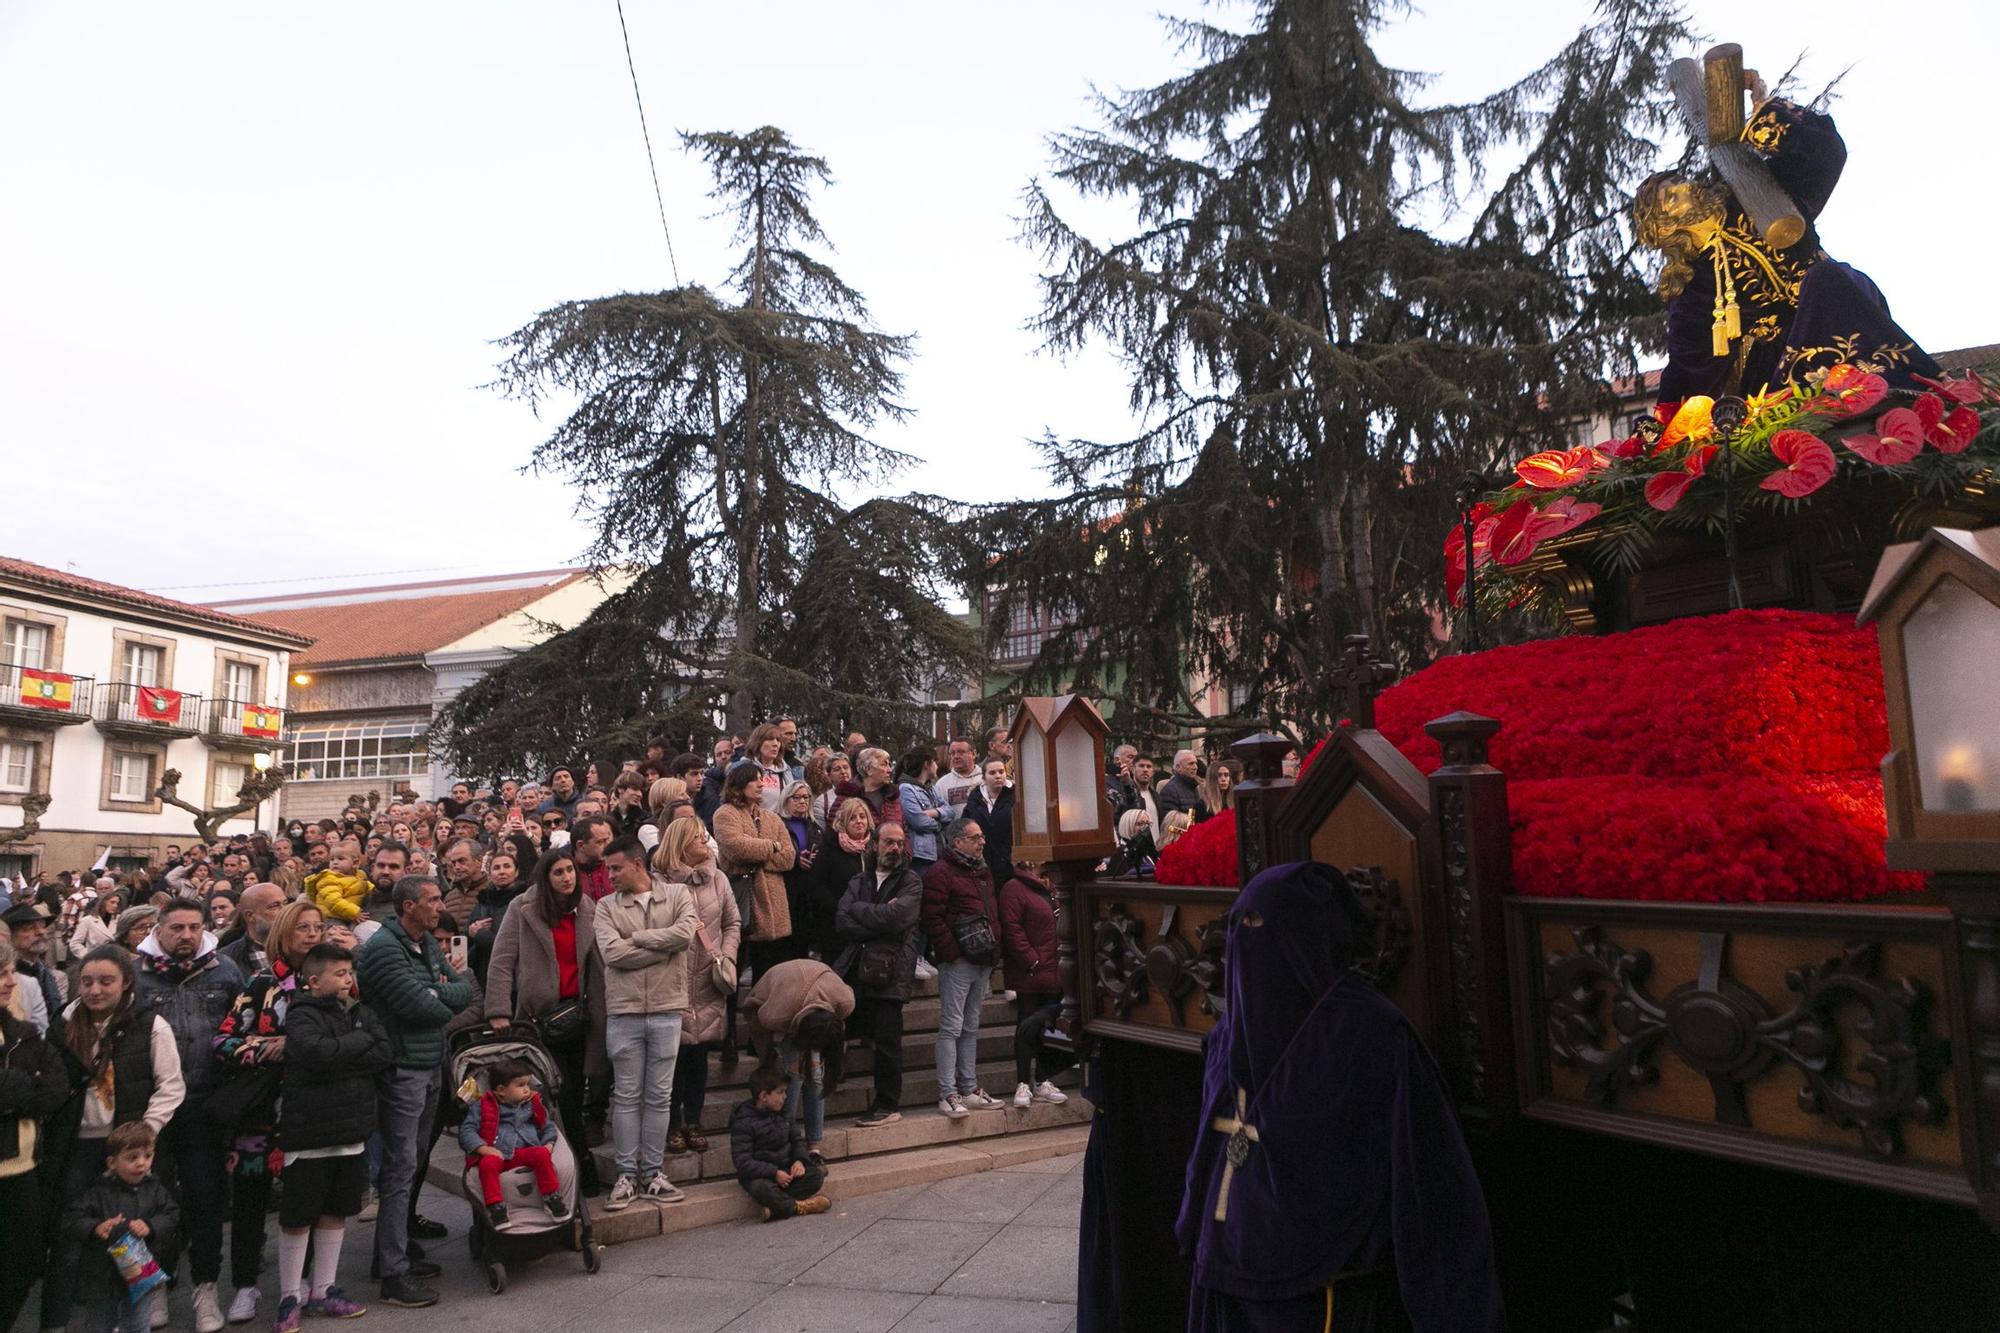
[1330, 634, 1397, 730]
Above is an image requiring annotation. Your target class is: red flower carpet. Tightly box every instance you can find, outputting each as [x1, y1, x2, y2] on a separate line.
[1158, 609, 1926, 903]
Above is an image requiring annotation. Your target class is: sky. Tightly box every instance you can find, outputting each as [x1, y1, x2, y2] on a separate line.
[3, 1, 1995, 599]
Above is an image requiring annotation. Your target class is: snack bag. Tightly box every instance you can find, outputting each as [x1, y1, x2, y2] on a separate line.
[107, 1228, 167, 1304]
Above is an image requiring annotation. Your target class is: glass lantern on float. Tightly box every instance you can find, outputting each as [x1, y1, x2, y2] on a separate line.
[1010, 695, 1118, 867]
[1857, 527, 2000, 871]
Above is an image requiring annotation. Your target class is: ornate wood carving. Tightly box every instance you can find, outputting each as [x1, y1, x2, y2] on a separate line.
[1346, 866, 1413, 994]
[1329, 634, 1397, 729]
[1544, 924, 1949, 1159]
[1093, 906, 1150, 1020]
[1230, 732, 1296, 885]
[1935, 874, 2000, 1232]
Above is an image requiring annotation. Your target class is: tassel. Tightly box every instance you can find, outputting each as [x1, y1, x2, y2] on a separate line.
[1710, 243, 1733, 358]
[1724, 300, 1741, 340]
[1712, 308, 1731, 358]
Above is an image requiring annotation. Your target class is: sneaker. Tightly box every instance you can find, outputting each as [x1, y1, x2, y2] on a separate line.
[1033, 1080, 1069, 1104]
[408, 1213, 447, 1240]
[664, 1126, 688, 1155]
[227, 1288, 261, 1325]
[355, 1190, 378, 1222]
[151, 1288, 170, 1329]
[305, 1288, 366, 1320]
[485, 1201, 512, 1231]
[272, 1296, 301, 1333]
[913, 957, 937, 982]
[938, 1093, 970, 1120]
[794, 1194, 832, 1216]
[960, 1088, 1003, 1110]
[376, 1277, 437, 1310]
[854, 1109, 901, 1128]
[605, 1175, 637, 1211]
[1013, 1082, 1033, 1110]
[194, 1282, 225, 1333]
[544, 1192, 569, 1221]
[642, 1171, 685, 1203]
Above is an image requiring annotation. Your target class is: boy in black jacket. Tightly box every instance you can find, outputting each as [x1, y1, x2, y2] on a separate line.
[272, 944, 393, 1330]
[63, 1121, 179, 1333]
[729, 1066, 830, 1222]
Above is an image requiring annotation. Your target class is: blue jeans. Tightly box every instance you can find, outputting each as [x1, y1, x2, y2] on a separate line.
[606, 1012, 681, 1179]
[84, 1293, 151, 1333]
[373, 1064, 441, 1278]
[774, 1036, 824, 1146]
[935, 957, 990, 1096]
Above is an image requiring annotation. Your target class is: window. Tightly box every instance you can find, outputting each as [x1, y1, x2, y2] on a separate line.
[120, 642, 163, 687]
[3, 620, 48, 669]
[109, 750, 153, 802]
[283, 718, 429, 782]
[0, 853, 31, 882]
[222, 660, 259, 703]
[210, 760, 250, 806]
[0, 739, 37, 793]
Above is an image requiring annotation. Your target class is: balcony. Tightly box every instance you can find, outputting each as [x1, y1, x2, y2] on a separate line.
[0, 661, 93, 726]
[91, 681, 203, 741]
[201, 697, 286, 752]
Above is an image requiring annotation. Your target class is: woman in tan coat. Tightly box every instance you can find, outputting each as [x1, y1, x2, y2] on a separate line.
[653, 819, 739, 1154]
[712, 760, 796, 966]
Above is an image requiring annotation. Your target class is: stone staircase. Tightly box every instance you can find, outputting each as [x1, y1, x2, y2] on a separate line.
[429, 969, 1092, 1244]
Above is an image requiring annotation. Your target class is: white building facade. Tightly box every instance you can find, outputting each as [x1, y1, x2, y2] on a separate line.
[0, 556, 310, 877]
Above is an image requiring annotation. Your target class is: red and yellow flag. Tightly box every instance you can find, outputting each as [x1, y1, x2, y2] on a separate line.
[137, 685, 184, 724]
[17, 668, 75, 711]
[241, 704, 282, 738]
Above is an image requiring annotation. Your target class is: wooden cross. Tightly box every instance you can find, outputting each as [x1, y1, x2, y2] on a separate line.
[1329, 634, 1396, 730]
[1208, 1087, 1261, 1222]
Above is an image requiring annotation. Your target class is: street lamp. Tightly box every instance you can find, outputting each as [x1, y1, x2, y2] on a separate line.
[1010, 696, 1117, 1031]
[1858, 527, 2000, 870]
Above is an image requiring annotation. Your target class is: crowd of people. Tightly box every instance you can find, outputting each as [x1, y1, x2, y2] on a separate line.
[0, 719, 1244, 1332]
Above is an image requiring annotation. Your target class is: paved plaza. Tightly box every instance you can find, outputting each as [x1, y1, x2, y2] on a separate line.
[27, 1152, 1083, 1333]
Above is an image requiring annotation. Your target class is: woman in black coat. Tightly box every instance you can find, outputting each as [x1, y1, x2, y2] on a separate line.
[1, 945, 75, 1333]
[807, 798, 873, 962]
[962, 759, 1016, 885]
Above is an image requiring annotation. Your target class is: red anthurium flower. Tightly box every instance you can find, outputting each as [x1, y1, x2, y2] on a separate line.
[1472, 515, 1498, 567]
[1488, 498, 1548, 566]
[1645, 469, 1698, 511]
[1681, 443, 1718, 478]
[1759, 429, 1836, 498]
[1534, 496, 1603, 538]
[1514, 445, 1606, 489]
[1607, 433, 1646, 459]
[1845, 407, 1924, 465]
[1933, 406, 1980, 454]
[1658, 396, 1715, 450]
[1915, 372, 1988, 406]
[1820, 364, 1888, 416]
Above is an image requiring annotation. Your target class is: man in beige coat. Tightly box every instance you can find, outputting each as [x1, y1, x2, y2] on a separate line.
[592, 836, 700, 1211]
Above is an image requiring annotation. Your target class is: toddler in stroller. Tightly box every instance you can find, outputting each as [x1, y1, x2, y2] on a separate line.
[459, 1057, 567, 1230]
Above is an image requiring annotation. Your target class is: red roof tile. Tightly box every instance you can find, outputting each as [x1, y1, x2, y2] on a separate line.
[0, 555, 313, 648]
[239, 572, 591, 667]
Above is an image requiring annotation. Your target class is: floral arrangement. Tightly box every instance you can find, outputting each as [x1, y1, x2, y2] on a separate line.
[1156, 609, 1925, 903]
[1446, 360, 2000, 616]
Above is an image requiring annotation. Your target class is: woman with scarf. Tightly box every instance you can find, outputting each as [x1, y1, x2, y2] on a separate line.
[43, 944, 185, 1333]
[211, 899, 325, 1322]
[653, 818, 739, 1156]
[778, 782, 820, 965]
[465, 848, 528, 984]
[836, 748, 904, 833]
[808, 799, 873, 962]
[483, 847, 605, 1193]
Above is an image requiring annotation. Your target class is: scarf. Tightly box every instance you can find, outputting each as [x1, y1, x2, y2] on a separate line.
[837, 828, 869, 856]
[783, 817, 810, 852]
[944, 845, 985, 873]
[142, 947, 211, 982]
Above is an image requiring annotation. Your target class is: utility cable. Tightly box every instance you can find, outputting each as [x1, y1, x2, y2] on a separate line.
[616, 0, 680, 285]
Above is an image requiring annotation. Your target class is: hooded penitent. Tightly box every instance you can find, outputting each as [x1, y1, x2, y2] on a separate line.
[1176, 862, 1504, 1332]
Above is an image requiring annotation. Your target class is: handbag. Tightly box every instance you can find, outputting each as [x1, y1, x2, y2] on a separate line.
[949, 913, 998, 966]
[854, 938, 902, 990]
[537, 998, 587, 1045]
[697, 922, 737, 992]
[203, 1063, 281, 1129]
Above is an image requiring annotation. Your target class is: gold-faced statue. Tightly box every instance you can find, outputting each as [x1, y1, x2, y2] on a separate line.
[1633, 171, 1726, 300]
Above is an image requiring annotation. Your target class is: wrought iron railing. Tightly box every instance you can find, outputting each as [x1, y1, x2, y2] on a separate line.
[91, 680, 203, 729]
[0, 660, 93, 717]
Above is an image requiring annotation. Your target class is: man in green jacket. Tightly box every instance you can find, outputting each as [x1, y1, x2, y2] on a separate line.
[357, 877, 473, 1309]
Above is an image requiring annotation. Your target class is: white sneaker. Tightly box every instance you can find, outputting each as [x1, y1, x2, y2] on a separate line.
[938, 1093, 970, 1120]
[150, 1288, 169, 1329]
[355, 1188, 378, 1221]
[605, 1175, 637, 1211]
[960, 1087, 1003, 1110]
[226, 1288, 260, 1325]
[1033, 1080, 1069, 1104]
[1012, 1082, 1033, 1110]
[914, 957, 937, 982]
[193, 1283, 224, 1333]
[643, 1171, 685, 1203]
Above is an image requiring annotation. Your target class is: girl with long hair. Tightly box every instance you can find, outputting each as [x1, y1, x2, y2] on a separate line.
[654, 819, 740, 1155]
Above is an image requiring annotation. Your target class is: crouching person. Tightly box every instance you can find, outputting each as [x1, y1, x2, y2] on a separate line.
[729, 1067, 829, 1222]
[459, 1057, 565, 1231]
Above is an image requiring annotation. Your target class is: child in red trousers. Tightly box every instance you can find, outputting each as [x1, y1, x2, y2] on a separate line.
[459, 1057, 565, 1230]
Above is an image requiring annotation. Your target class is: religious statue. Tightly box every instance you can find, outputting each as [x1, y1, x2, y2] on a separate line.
[1176, 862, 1504, 1331]
[1635, 44, 1941, 406]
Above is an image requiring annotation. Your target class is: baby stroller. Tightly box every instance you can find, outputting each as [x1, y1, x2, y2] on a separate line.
[448, 1021, 600, 1293]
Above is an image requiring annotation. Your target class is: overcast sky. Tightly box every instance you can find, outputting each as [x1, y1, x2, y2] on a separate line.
[4, 1, 1994, 598]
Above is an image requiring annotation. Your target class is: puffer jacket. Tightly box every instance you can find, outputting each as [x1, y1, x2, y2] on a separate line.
[458, 1090, 557, 1158]
[63, 1169, 181, 1303]
[592, 875, 700, 1017]
[713, 801, 796, 943]
[355, 918, 475, 1070]
[920, 848, 1000, 966]
[997, 870, 1061, 994]
[133, 937, 243, 1099]
[729, 1098, 805, 1184]
[657, 864, 740, 1044]
[279, 991, 392, 1151]
[0, 1008, 70, 1171]
[832, 859, 925, 1002]
[742, 958, 854, 1060]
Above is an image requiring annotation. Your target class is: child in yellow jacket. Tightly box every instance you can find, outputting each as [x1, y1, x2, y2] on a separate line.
[306, 840, 371, 922]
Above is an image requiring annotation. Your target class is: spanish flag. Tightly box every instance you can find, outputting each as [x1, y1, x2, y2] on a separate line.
[18, 668, 75, 711]
[241, 704, 282, 738]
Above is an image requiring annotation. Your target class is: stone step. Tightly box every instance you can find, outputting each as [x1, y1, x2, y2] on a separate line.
[697, 1020, 1022, 1097]
[600, 1078, 1090, 1185]
[689, 1052, 1062, 1131]
[581, 1121, 1090, 1245]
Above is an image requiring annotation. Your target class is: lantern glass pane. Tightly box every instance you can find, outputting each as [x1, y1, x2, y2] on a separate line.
[1054, 720, 1101, 832]
[1904, 574, 2000, 812]
[1019, 722, 1049, 834]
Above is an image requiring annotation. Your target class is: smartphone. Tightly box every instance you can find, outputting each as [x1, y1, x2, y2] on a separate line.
[450, 935, 469, 970]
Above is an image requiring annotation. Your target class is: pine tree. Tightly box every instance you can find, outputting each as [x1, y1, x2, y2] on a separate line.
[435, 127, 973, 774]
[962, 0, 1694, 744]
